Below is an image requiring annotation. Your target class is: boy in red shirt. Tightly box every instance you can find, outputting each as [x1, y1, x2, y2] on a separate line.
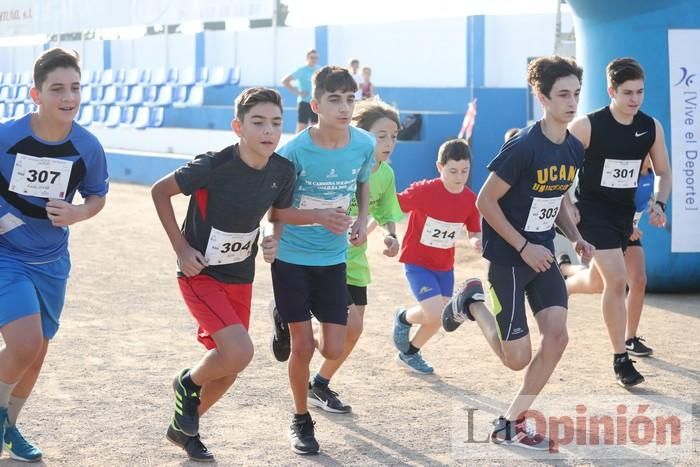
[392, 139, 482, 374]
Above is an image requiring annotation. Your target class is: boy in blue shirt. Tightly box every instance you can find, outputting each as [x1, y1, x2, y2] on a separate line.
[269, 65, 374, 455]
[0, 48, 109, 462]
[282, 49, 320, 133]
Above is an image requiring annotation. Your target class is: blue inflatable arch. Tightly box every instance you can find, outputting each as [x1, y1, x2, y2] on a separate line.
[567, 0, 700, 292]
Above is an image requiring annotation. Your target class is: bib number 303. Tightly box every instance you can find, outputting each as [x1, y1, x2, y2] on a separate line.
[524, 195, 563, 232]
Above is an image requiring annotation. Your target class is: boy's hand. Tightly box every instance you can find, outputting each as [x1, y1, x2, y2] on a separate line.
[573, 239, 595, 264]
[316, 208, 352, 234]
[647, 201, 667, 227]
[469, 236, 482, 252]
[175, 243, 207, 277]
[349, 217, 368, 246]
[45, 199, 83, 227]
[261, 234, 278, 263]
[520, 242, 554, 273]
[629, 227, 643, 242]
[383, 235, 400, 257]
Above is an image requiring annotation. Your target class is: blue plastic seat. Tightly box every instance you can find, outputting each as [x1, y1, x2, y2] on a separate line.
[77, 105, 93, 126]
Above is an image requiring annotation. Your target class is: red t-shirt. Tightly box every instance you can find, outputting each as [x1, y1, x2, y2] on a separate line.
[397, 178, 480, 271]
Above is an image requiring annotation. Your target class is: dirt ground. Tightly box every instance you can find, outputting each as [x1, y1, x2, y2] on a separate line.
[1, 182, 697, 467]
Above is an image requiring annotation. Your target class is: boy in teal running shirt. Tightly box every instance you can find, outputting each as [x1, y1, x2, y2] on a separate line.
[268, 65, 374, 455]
[308, 98, 403, 414]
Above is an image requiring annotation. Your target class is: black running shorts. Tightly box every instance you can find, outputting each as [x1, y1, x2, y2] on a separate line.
[297, 102, 318, 124]
[271, 260, 348, 325]
[487, 262, 568, 341]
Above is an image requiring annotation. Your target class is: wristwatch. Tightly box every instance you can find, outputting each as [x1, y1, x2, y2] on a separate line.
[386, 233, 397, 239]
[654, 200, 666, 212]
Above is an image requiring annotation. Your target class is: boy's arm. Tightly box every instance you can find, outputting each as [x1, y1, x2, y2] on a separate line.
[269, 206, 351, 234]
[648, 118, 671, 227]
[349, 180, 369, 246]
[467, 231, 482, 252]
[555, 199, 595, 264]
[282, 73, 301, 97]
[151, 173, 207, 277]
[45, 194, 106, 228]
[477, 172, 553, 273]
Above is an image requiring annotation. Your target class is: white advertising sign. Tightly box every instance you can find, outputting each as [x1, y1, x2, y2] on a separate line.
[668, 29, 700, 252]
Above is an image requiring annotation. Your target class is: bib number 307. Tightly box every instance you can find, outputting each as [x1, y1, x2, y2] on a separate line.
[524, 195, 563, 232]
[9, 153, 73, 199]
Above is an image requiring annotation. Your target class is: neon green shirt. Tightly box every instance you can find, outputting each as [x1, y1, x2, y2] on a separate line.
[346, 162, 403, 287]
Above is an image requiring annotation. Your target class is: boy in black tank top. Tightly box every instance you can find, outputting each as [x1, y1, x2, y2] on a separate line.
[566, 58, 672, 388]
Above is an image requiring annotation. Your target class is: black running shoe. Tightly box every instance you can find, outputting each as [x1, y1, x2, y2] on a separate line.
[614, 357, 645, 387]
[442, 278, 485, 332]
[270, 301, 291, 362]
[172, 369, 201, 436]
[308, 383, 352, 414]
[166, 419, 214, 463]
[289, 413, 320, 455]
[625, 336, 653, 357]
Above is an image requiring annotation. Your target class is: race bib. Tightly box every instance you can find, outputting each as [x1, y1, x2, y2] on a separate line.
[9, 153, 73, 199]
[420, 217, 462, 249]
[524, 195, 563, 232]
[601, 159, 640, 189]
[204, 227, 258, 265]
[299, 194, 351, 227]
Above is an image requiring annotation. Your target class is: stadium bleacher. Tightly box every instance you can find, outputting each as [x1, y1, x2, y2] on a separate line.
[0, 66, 241, 130]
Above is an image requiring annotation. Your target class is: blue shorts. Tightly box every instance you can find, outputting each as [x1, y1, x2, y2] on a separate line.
[404, 263, 454, 302]
[0, 254, 71, 339]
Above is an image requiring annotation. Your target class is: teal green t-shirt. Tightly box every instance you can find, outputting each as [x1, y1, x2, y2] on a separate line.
[346, 162, 403, 287]
[291, 65, 319, 103]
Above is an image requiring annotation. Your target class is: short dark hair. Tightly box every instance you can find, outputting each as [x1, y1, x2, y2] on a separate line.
[504, 127, 519, 142]
[607, 57, 644, 89]
[235, 87, 283, 121]
[527, 55, 583, 98]
[33, 47, 81, 90]
[438, 138, 472, 166]
[313, 65, 358, 100]
[351, 97, 400, 131]
[306, 49, 318, 59]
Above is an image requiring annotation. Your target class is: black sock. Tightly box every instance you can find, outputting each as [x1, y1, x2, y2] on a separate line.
[399, 310, 410, 325]
[613, 352, 629, 364]
[182, 371, 202, 394]
[406, 343, 420, 355]
[294, 412, 311, 422]
[312, 373, 330, 388]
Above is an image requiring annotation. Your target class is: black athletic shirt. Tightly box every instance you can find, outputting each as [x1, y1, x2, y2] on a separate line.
[576, 106, 655, 215]
[482, 122, 584, 266]
[174, 144, 295, 283]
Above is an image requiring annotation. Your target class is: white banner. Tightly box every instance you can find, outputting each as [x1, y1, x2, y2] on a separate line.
[0, 0, 273, 37]
[668, 29, 700, 253]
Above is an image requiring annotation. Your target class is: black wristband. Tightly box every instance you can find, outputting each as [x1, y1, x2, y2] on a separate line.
[655, 200, 666, 212]
[518, 240, 529, 254]
[386, 233, 397, 239]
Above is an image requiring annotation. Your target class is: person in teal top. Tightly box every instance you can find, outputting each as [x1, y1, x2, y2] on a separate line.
[282, 49, 320, 133]
[309, 98, 403, 415]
